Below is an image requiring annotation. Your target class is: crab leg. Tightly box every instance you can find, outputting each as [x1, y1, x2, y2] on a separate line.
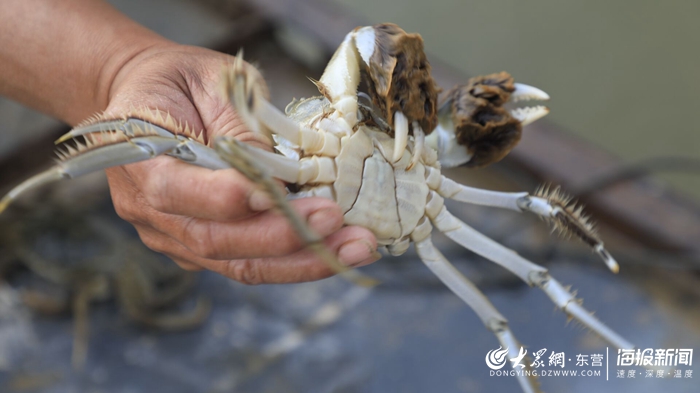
[55, 112, 235, 170]
[55, 116, 177, 143]
[411, 220, 540, 393]
[226, 54, 342, 157]
[424, 191, 633, 350]
[227, 140, 337, 185]
[0, 135, 182, 214]
[427, 168, 619, 273]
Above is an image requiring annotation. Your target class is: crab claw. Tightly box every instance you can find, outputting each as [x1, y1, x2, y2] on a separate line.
[510, 105, 550, 127]
[427, 73, 550, 168]
[511, 83, 550, 102]
[510, 83, 550, 126]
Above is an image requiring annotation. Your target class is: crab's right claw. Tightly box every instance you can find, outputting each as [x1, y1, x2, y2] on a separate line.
[0, 129, 181, 215]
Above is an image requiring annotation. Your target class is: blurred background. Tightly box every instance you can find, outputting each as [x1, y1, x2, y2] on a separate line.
[0, 1, 698, 392]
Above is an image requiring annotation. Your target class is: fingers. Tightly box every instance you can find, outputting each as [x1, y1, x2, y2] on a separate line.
[121, 157, 275, 221]
[163, 197, 345, 260]
[118, 183, 350, 260]
[135, 224, 379, 284]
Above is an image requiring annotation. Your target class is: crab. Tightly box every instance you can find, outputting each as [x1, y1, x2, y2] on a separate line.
[0, 184, 211, 370]
[0, 23, 633, 392]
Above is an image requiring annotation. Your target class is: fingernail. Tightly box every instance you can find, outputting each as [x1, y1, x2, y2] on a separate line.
[248, 189, 273, 211]
[338, 239, 380, 267]
[308, 208, 341, 236]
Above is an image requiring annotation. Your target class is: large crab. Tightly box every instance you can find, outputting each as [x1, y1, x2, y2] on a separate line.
[0, 24, 633, 392]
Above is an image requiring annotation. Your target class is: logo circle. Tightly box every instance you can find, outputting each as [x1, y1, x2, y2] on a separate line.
[485, 346, 509, 370]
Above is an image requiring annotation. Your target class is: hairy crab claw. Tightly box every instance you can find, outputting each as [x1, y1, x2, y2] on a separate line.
[427, 72, 550, 169]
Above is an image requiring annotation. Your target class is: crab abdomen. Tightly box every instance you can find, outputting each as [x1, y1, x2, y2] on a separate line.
[297, 127, 428, 251]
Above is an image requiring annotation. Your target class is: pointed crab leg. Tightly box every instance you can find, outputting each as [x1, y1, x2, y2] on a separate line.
[55, 116, 178, 143]
[1, 106, 270, 216]
[410, 217, 540, 392]
[424, 191, 633, 350]
[0, 134, 182, 214]
[414, 234, 542, 393]
[428, 168, 618, 272]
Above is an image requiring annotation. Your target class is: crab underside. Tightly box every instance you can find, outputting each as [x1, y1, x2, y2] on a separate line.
[0, 23, 633, 393]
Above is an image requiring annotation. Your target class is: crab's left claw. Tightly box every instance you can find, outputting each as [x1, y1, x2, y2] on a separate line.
[427, 72, 550, 168]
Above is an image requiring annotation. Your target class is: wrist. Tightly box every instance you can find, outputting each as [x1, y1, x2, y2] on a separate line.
[97, 40, 179, 107]
[87, 35, 176, 124]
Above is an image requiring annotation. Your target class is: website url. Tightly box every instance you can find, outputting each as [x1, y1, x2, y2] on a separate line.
[490, 369, 602, 377]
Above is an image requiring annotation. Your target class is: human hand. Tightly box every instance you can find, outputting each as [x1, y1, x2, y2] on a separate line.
[102, 44, 379, 284]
